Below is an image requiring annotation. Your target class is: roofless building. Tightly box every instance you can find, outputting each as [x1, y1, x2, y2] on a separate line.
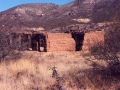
[8, 23, 111, 52]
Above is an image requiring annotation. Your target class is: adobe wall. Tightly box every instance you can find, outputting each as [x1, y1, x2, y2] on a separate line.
[82, 30, 104, 52]
[46, 33, 76, 52]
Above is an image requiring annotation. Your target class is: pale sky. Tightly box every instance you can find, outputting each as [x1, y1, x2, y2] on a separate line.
[0, 0, 73, 11]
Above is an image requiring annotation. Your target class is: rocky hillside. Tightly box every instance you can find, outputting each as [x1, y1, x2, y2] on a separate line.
[0, 0, 120, 32]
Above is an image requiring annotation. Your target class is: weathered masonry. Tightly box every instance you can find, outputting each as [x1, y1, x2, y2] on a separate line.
[41, 30, 103, 52]
[8, 30, 104, 52]
[7, 23, 111, 52]
[8, 32, 47, 52]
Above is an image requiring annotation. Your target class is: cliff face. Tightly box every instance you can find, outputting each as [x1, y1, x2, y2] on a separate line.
[0, 0, 119, 32]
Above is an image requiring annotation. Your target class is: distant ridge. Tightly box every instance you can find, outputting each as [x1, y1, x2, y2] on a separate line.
[0, 0, 120, 32]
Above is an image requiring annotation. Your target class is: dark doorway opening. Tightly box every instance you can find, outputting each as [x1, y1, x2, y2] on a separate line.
[31, 34, 47, 52]
[72, 32, 85, 51]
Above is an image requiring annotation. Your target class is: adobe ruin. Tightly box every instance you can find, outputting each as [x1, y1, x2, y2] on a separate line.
[7, 23, 111, 52]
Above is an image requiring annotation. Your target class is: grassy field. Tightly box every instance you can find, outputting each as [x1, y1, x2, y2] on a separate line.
[0, 51, 119, 90]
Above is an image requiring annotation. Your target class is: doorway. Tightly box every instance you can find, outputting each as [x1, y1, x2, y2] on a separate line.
[72, 32, 85, 51]
[31, 34, 47, 52]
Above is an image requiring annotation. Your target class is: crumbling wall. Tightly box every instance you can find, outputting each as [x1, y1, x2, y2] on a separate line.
[9, 33, 31, 50]
[82, 30, 104, 52]
[9, 30, 104, 52]
[47, 33, 75, 52]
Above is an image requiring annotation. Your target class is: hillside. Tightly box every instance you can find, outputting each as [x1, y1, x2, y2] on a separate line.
[0, 1, 120, 90]
[0, 0, 120, 32]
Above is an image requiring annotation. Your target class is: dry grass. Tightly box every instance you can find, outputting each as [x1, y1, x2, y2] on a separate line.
[0, 51, 119, 90]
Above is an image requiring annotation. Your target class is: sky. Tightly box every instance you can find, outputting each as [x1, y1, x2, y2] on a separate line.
[0, 0, 73, 12]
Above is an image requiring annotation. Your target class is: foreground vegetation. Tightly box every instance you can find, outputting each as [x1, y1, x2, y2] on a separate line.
[0, 51, 120, 90]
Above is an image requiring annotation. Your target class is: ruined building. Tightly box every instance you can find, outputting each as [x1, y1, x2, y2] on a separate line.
[7, 23, 111, 52]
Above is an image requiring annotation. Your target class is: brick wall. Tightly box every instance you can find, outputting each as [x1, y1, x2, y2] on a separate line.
[82, 30, 104, 52]
[44, 30, 104, 52]
[46, 33, 76, 52]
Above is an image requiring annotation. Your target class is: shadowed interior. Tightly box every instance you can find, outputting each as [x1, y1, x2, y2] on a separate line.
[72, 32, 85, 51]
[31, 34, 47, 52]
